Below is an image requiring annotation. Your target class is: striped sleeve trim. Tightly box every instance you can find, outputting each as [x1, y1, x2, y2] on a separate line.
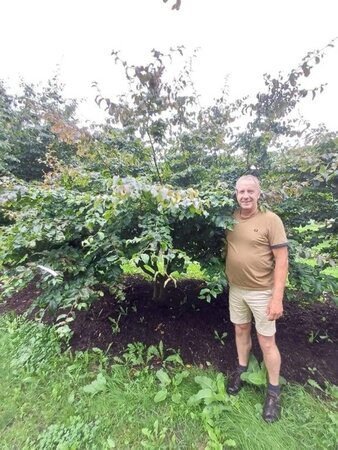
[270, 242, 288, 249]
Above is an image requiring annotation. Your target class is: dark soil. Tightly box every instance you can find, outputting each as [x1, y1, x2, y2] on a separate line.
[1, 277, 337, 386]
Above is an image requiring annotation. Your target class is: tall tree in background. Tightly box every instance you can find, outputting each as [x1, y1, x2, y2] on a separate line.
[94, 47, 201, 183]
[94, 48, 243, 186]
[234, 38, 337, 172]
[0, 77, 80, 180]
[93, 39, 337, 187]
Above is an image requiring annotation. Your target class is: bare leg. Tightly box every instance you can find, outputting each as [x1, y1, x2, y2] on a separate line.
[227, 322, 252, 395]
[257, 333, 281, 385]
[234, 323, 252, 366]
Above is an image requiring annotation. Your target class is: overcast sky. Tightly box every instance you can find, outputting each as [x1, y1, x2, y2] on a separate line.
[1, 0, 337, 129]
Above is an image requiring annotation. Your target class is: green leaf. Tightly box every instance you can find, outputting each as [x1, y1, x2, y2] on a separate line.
[326, 384, 338, 399]
[215, 373, 225, 395]
[158, 340, 164, 357]
[156, 369, 171, 386]
[307, 379, 324, 391]
[106, 255, 118, 262]
[240, 371, 250, 382]
[154, 389, 168, 403]
[247, 372, 267, 386]
[199, 288, 210, 295]
[146, 345, 160, 361]
[173, 370, 189, 386]
[193, 388, 215, 402]
[194, 376, 214, 390]
[140, 253, 150, 264]
[247, 354, 260, 373]
[165, 354, 184, 365]
[157, 254, 165, 274]
[187, 394, 200, 406]
[103, 209, 113, 221]
[224, 439, 237, 447]
[171, 392, 182, 404]
[83, 373, 107, 395]
[56, 314, 68, 321]
[143, 264, 155, 274]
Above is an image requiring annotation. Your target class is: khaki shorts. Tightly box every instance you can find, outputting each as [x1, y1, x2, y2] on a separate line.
[229, 285, 275, 336]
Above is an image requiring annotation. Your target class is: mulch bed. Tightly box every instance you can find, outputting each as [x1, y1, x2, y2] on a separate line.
[1, 277, 337, 386]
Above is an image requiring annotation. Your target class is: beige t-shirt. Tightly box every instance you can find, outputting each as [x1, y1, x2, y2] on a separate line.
[226, 210, 287, 290]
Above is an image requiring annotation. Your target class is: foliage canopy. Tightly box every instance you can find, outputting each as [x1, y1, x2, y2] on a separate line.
[0, 43, 337, 315]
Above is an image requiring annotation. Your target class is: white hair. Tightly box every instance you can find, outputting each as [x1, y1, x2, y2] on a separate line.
[235, 175, 261, 192]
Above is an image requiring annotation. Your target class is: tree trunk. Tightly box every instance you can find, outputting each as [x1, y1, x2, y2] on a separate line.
[152, 275, 168, 304]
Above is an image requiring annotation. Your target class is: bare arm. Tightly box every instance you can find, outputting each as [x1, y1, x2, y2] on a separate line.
[266, 246, 289, 320]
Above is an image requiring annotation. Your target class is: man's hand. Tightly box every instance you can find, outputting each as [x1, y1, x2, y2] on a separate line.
[268, 246, 288, 321]
[266, 298, 283, 321]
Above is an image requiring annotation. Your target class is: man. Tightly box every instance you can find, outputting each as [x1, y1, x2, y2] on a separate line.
[225, 175, 288, 423]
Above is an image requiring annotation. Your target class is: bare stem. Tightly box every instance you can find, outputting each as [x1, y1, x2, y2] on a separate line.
[146, 129, 163, 184]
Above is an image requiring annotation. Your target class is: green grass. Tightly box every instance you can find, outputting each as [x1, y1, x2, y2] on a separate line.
[121, 260, 148, 277]
[122, 260, 206, 280]
[0, 314, 337, 450]
[123, 257, 338, 285]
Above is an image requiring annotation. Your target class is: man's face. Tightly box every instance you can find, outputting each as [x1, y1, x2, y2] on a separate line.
[236, 180, 260, 213]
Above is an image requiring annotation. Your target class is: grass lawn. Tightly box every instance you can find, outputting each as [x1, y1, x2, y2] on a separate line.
[121, 260, 207, 280]
[0, 314, 337, 450]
